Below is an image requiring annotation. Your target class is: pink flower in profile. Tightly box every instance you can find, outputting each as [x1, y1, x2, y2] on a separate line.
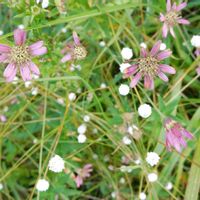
[0, 29, 47, 82]
[0, 115, 7, 122]
[124, 41, 176, 90]
[160, 0, 190, 38]
[164, 118, 193, 152]
[74, 164, 93, 188]
[61, 31, 87, 63]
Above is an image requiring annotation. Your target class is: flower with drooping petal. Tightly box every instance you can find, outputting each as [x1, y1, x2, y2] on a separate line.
[61, 31, 87, 63]
[124, 41, 176, 90]
[74, 164, 93, 188]
[160, 0, 190, 38]
[164, 118, 193, 152]
[0, 29, 47, 82]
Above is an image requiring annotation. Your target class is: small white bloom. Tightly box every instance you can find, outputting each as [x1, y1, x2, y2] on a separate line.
[146, 152, 160, 167]
[0, 30, 4, 36]
[75, 64, 81, 71]
[42, 0, 49, 8]
[111, 191, 116, 198]
[31, 87, 38, 96]
[108, 165, 114, 171]
[3, 106, 8, 113]
[69, 65, 75, 71]
[83, 115, 90, 122]
[61, 28, 67, 33]
[134, 159, 141, 165]
[139, 192, 146, 200]
[119, 63, 131, 73]
[140, 42, 147, 49]
[18, 24, 24, 29]
[33, 139, 38, 144]
[147, 173, 158, 182]
[100, 83, 107, 88]
[118, 84, 130, 96]
[68, 92, 76, 101]
[12, 76, 19, 84]
[25, 81, 32, 88]
[121, 47, 133, 60]
[0, 183, 3, 190]
[48, 155, 65, 173]
[127, 124, 139, 135]
[160, 43, 166, 50]
[119, 177, 125, 184]
[77, 134, 87, 143]
[57, 98, 64, 105]
[191, 35, 200, 48]
[138, 104, 152, 118]
[33, 74, 39, 79]
[122, 136, 131, 145]
[165, 182, 173, 190]
[36, 179, 49, 192]
[77, 124, 87, 134]
[92, 154, 98, 160]
[99, 41, 106, 47]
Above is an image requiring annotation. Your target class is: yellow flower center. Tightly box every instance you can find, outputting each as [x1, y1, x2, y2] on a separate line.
[11, 46, 30, 65]
[73, 45, 87, 60]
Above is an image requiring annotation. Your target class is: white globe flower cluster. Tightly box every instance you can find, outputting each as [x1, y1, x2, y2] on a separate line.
[77, 124, 87, 143]
[48, 155, 65, 173]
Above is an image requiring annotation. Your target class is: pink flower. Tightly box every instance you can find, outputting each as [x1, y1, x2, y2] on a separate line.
[0, 115, 7, 122]
[164, 118, 193, 152]
[124, 41, 176, 90]
[0, 29, 47, 82]
[74, 164, 93, 188]
[61, 31, 87, 63]
[160, 0, 190, 38]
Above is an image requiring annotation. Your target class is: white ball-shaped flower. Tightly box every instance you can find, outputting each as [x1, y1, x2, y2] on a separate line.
[48, 155, 65, 173]
[83, 115, 90, 122]
[0, 183, 3, 190]
[100, 83, 107, 88]
[122, 136, 131, 145]
[77, 134, 87, 143]
[118, 84, 130, 96]
[119, 63, 131, 73]
[146, 152, 160, 167]
[18, 24, 24, 29]
[139, 192, 146, 200]
[77, 124, 87, 134]
[138, 104, 152, 118]
[165, 182, 173, 190]
[57, 98, 64, 105]
[147, 173, 158, 182]
[140, 42, 147, 49]
[0, 30, 4, 36]
[160, 43, 166, 50]
[36, 179, 49, 192]
[121, 47, 133, 60]
[191, 35, 200, 48]
[99, 41, 106, 47]
[68, 92, 76, 101]
[31, 87, 38, 96]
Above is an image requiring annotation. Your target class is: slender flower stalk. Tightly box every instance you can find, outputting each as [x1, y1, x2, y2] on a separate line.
[160, 0, 190, 38]
[73, 164, 93, 188]
[0, 29, 47, 82]
[123, 40, 176, 90]
[61, 31, 87, 63]
[164, 118, 193, 152]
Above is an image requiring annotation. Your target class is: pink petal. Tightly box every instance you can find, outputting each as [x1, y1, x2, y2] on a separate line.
[196, 66, 200, 76]
[0, 44, 11, 53]
[29, 41, 44, 51]
[150, 40, 162, 56]
[160, 13, 165, 22]
[75, 176, 83, 188]
[5, 65, 17, 82]
[14, 29, 26, 46]
[162, 23, 169, 38]
[177, 18, 190, 25]
[172, 2, 177, 10]
[195, 49, 200, 57]
[20, 65, 31, 81]
[73, 31, 81, 46]
[0, 54, 9, 63]
[182, 130, 193, 139]
[157, 50, 172, 60]
[158, 71, 169, 82]
[30, 46, 47, 56]
[130, 73, 142, 88]
[144, 75, 154, 90]
[170, 27, 175, 38]
[159, 64, 176, 74]
[140, 48, 148, 57]
[29, 62, 40, 75]
[167, 0, 171, 12]
[3, 63, 16, 77]
[176, 2, 187, 12]
[123, 64, 138, 78]
[61, 54, 72, 63]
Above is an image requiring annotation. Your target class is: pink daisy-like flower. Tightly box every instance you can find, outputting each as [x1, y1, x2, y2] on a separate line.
[73, 164, 93, 188]
[61, 31, 87, 63]
[0, 29, 47, 82]
[160, 0, 190, 38]
[164, 118, 193, 152]
[124, 40, 176, 90]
